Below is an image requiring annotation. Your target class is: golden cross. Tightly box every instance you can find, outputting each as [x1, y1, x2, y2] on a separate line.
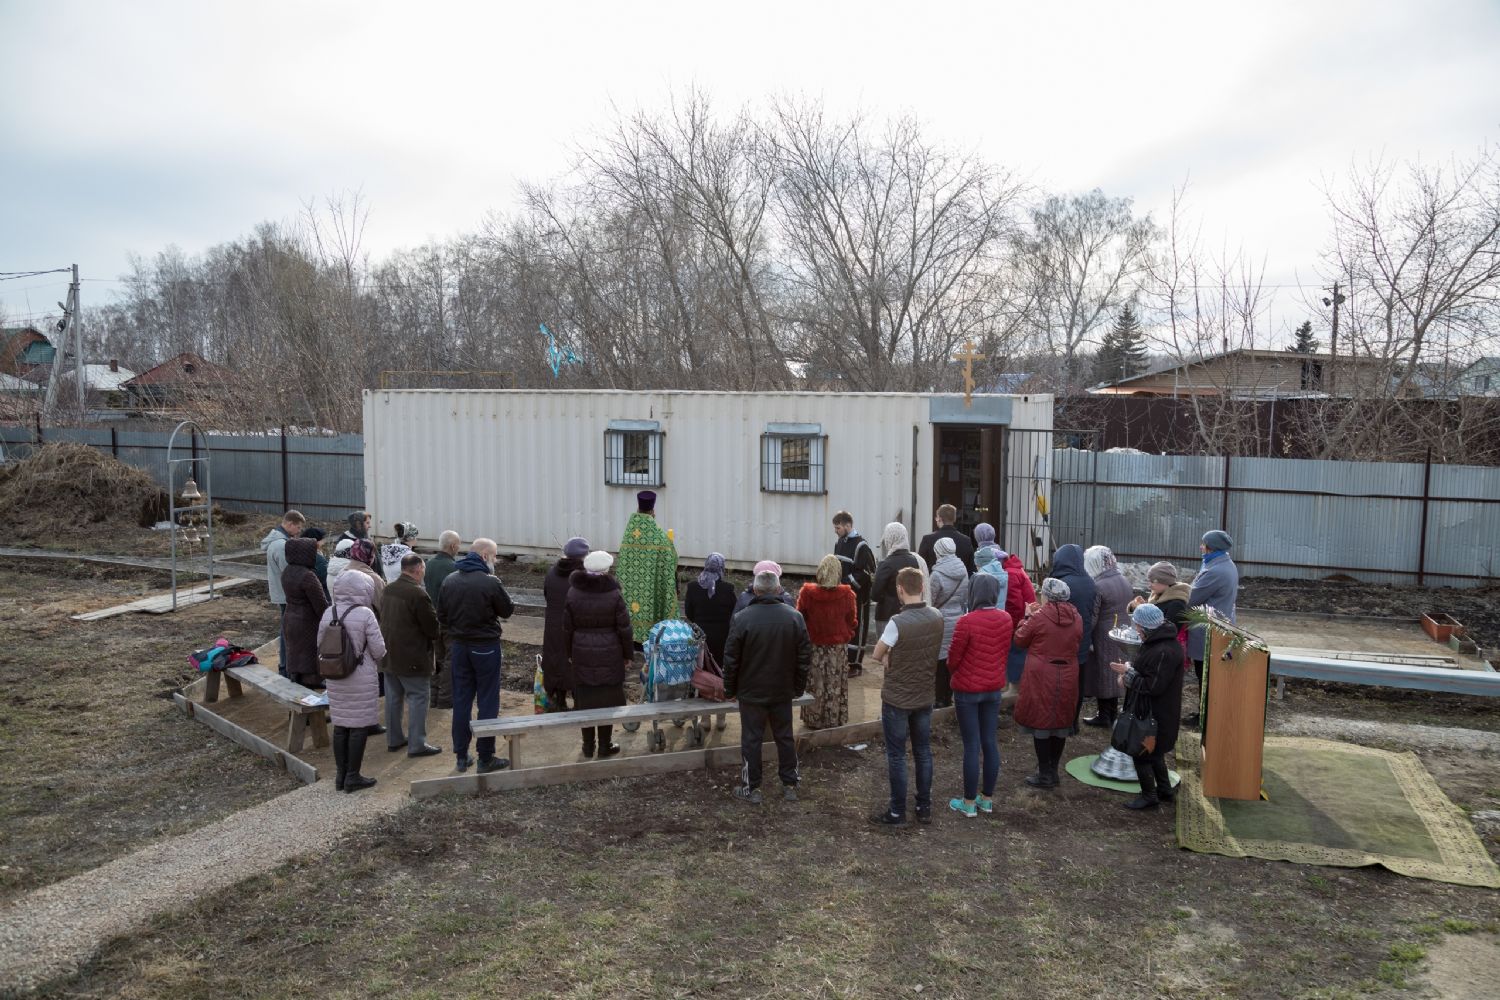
[952, 340, 986, 408]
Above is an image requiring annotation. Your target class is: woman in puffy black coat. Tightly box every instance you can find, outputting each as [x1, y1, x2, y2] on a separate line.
[280, 537, 328, 688]
[1110, 602, 1184, 811]
[563, 550, 634, 760]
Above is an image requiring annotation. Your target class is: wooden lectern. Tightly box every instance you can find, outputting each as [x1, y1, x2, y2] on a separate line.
[1198, 619, 1270, 800]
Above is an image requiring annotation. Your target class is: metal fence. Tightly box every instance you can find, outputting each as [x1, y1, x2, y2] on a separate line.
[1050, 449, 1500, 588]
[0, 424, 364, 522]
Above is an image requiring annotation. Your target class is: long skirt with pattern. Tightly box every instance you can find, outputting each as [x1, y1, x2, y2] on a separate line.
[802, 643, 849, 729]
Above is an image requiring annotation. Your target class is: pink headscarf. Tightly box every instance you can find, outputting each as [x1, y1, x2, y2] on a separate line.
[753, 560, 781, 576]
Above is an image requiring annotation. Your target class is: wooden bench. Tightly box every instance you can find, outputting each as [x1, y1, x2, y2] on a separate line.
[470, 694, 815, 768]
[204, 664, 331, 753]
[1270, 653, 1500, 699]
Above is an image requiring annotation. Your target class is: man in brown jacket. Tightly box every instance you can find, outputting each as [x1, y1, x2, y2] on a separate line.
[869, 567, 943, 825]
[379, 554, 442, 757]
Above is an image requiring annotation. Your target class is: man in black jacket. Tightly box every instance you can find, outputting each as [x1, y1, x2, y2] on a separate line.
[437, 538, 515, 774]
[918, 504, 976, 574]
[724, 570, 812, 804]
[833, 510, 877, 675]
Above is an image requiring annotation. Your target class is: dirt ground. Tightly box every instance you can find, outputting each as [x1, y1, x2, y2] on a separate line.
[0, 559, 295, 905]
[29, 709, 1500, 1000]
[1240, 577, 1500, 655]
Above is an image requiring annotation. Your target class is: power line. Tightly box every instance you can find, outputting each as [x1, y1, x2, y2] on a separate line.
[0, 268, 71, 281]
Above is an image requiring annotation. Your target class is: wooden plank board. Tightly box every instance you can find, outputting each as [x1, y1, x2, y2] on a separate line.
[70, 578, 253, 620]
[470, 693, 814, 737]
[225, 664, 326, 712]
[173, 692, 319, 784]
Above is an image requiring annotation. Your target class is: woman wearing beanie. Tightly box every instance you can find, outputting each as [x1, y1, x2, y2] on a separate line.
[1109, 601, 1185, 809]
[1131, 561, 1194, 649]
[1082, 545, 1134, 729]
[1185, 530, 1239, 727]
[929, 536, 971, 709]
[796, 555, 859, 729]
[541, 537, 590, 712]
[734, 559, 797, 613]
[564, 550, 634, 759]
[1013, 577, 1083, 789]
[945, 573, 1012, 817]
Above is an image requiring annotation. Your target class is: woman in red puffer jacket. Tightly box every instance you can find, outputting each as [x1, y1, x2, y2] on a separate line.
[1002, 550, 1037, 687]
[944, 573, 1013, 817]
[796, 555, 858, 729]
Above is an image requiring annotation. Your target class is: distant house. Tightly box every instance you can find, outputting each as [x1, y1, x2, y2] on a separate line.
[1090, 348, 1399, 399]
[1458, 357, 1500, 397]
[1, 326, 56, 377]
[121, 352, 235, 408]
[53, 360, 138, 406]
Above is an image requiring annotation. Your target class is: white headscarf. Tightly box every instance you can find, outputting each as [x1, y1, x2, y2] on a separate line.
[881, 522, 910, 554]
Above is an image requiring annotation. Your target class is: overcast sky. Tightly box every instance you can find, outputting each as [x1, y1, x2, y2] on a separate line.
[3, 0, 1498, 344]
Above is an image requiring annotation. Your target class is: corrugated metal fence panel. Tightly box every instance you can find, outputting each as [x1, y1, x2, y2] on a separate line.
[287, 434, 365, 521]
[203, 435, 283, 515]
[1426, 465, 1500, 584]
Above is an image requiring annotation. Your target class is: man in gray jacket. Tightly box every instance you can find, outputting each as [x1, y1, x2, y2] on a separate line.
[260, 510, 304, 677]
[1184, 529, 1239, 727]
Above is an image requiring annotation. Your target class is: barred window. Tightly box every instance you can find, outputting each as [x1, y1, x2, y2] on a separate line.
[604, 420, 664, 487]
[761, 423, 826, 494]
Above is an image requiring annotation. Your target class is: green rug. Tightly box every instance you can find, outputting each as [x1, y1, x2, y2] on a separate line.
[1177, 736, 1500, 888]
[1065, 755, 1180, 794]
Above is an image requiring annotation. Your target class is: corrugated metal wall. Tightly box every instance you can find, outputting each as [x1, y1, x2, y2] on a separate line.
[1051, 449, 1500, 587]
[362, 390, 1054, 572]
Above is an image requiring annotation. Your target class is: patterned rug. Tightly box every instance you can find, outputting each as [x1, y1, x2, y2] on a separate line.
[1176, 736, 1500, 888]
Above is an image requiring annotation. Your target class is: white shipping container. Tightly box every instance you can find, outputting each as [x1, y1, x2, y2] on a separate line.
[363, 390, 1054, 573]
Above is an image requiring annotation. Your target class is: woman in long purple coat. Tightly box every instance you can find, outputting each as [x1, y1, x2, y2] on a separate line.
[318, 569, 387, 792]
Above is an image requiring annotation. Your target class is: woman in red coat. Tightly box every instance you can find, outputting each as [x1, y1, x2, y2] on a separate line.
[1013, 576, 1083, 790]
[796, 555, 858, 729]
[1002, 551, 1037, 688]
[944, 573, 1013, 817]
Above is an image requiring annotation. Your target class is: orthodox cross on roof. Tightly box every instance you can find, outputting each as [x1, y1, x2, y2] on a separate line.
[952, 340, 985, 408]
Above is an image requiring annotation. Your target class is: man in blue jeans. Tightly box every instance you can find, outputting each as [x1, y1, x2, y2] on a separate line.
[436, 537, 514, 774]
[869, 566, 944, 825]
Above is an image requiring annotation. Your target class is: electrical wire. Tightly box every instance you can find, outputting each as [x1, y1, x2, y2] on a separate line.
[0, 269, 71, 281]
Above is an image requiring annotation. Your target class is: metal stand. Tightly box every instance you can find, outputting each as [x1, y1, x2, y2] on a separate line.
[166, 420, 214, 611]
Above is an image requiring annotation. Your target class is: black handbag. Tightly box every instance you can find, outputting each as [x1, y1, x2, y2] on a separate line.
[1110, 687, 1159, 757]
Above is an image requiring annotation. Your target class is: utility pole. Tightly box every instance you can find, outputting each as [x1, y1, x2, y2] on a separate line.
[1323, 281, 1344, 395]
[41, 265, 82, 422]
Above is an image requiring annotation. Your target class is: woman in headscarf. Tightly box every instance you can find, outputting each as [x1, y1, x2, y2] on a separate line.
[734, 559, 797, 613]
[929, 536, 971, 709]
[972, 522, 999, 562]
[685, 552, 737, 732]
[944, 572, 1011, 817]
[1050, 543, 1098, 731]
[318, 568, 387, 792]
[974, 546, 1010, 604]
[1013, 577, 1083, 790]
[1108, 602, 1184, 810]
[280, 537, 328, 688]
[564, 550, 634, 759]
[1002, 549, 1037, 694]
[344, 539, 387, 604]
[1185, 530, 1239, 727]
[1081, 544, 1135, 729]
[796, 555, 859, 729]
[541, 537, 589, 712]
[872, 522, 923, 628]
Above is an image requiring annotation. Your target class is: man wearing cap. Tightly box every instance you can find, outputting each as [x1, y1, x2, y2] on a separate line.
[1185, 530, 1239, 727]
[615, 491, 679, 645]
[1109, 601, 1185, 810]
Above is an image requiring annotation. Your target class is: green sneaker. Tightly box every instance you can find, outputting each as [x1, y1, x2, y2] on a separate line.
[948, 797, 977, 818]
[975, 796, 994, 814]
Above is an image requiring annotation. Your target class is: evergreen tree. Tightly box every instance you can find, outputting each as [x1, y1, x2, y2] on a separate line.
[1288, 320, 1318, 354]
[1093, 303, 1148, 384]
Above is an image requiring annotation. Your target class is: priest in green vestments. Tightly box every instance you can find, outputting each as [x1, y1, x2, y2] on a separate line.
[616, 490, 679, 643]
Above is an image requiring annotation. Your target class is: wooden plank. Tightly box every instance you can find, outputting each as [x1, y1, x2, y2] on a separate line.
[70, 578, 254, 621]
[411, 743, 711, 797]
[225, 665, 324, 711]
[469, 694, 815, 737]
[173, 692, 318, 785]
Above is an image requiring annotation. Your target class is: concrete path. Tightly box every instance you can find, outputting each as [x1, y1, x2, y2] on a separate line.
[0, 779, 406, 994]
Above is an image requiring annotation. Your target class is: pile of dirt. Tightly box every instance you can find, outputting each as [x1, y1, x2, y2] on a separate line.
[0, 443, 170, 537]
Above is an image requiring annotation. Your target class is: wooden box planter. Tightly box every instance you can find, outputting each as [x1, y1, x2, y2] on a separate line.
[1422, 613, 1461, 643]
[1449, 632, 1480, 656]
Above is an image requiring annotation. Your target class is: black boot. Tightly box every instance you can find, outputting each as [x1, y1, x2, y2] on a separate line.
[1084, 698, 1117, 727]
[344, 727, 378, 793]
[1026, 737, 1057, 788]
[1126, 759, 1160, 810]
[1049, 736, 1067, 785]
[1153, 759, 1175, 802]
[333, 726, 349, 791]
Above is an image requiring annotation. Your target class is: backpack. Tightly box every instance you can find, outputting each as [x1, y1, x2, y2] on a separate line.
[318, 603, 361, 680]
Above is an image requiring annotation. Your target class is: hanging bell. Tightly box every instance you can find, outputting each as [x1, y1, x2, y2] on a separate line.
[182, 525, 200, 544]
[180, 477, 202, 501]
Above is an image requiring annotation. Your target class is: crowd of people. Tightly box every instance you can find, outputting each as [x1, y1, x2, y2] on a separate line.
[259, 496, 1240, 817]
